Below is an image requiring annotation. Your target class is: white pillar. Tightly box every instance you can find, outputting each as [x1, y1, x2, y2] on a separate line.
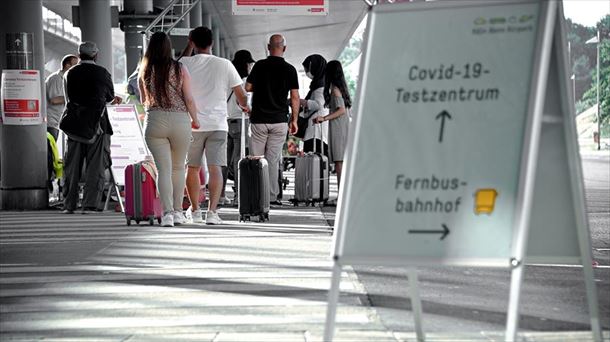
[212, 26, 220, 57]
[202, 13, 212, 29]
[219, 37, 225, 58]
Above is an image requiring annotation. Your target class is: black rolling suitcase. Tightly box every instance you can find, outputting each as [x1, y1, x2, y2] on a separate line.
[238, 111, 270, 222]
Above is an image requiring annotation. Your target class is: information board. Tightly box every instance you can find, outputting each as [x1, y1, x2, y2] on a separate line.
[335, 1, 542, 264]
[107, 105, 148, 186]
[325, 2, 602, 340]
[1, 70, 42, 125]
[232, 0, 328, 15]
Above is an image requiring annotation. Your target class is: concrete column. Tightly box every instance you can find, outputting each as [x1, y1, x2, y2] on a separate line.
[212, 26, 220, 57]
[202, 13, 212, 29]
[0, 0, 48, 209]
[189, 1, 202, 28]
[219, 37, 225, 58]
[79, 0, 113, 76]
[123, 0, 152, 76]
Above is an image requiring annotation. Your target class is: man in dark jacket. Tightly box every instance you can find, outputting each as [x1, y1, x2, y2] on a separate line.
[62, 41, 121, 214]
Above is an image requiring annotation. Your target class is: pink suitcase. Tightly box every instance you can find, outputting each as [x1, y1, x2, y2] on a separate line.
[124, 160, 162, 226]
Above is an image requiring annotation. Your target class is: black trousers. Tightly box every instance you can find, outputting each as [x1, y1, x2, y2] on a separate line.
[62, 134, 110, 210]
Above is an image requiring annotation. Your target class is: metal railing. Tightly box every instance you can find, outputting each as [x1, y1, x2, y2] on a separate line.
[141, 0, 200, 51]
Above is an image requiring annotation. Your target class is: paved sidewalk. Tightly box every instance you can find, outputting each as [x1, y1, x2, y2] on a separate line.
[1, 169, 608, 341]
[2, 208, 607, 341]
[0, 205, 389, 341]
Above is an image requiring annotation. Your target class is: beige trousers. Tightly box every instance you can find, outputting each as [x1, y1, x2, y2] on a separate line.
[250, 123, 288, 201]
[144, 110, 192, 213]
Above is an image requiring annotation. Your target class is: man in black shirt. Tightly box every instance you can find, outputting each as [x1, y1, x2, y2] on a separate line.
[245, 34, 299, 204]
[62, 41, 121, 214]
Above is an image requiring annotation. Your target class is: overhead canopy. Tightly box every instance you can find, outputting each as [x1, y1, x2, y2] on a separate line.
[43, 0, 369, 71]
[201, 0, 368, 69]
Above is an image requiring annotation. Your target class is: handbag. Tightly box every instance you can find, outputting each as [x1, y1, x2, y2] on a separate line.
[59, 102, 104, 144]
[294, 106, 316, 139]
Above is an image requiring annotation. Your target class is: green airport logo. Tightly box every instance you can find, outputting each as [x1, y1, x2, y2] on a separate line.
[474, 14, 534, 26]
[472, 13, 536, 35]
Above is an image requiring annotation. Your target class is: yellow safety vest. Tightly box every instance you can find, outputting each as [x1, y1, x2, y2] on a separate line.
[47, 132, 63, 179]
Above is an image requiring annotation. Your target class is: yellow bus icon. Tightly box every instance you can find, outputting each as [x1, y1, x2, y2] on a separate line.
[474, 189, 498, 215]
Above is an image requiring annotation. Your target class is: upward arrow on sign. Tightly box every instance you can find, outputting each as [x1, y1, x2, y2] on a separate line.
[435, 110, 452, 143]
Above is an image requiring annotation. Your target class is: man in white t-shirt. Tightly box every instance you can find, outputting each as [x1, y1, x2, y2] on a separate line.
[180, 26, 249, 225]
[46, 54, 78, 140]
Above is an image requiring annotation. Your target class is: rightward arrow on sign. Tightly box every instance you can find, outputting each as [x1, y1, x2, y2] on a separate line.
[435, 110, 452, 143]
[409, 224, 450, 240]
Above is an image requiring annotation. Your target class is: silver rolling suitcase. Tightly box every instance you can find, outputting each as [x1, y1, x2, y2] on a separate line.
[292, 123, 329, 206]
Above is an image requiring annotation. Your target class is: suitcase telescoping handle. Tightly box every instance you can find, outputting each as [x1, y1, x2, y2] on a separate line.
[241, 105, 246, 159]
[313, 121, 322, 154]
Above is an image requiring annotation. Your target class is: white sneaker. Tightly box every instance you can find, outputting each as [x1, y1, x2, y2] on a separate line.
[186, 207, 204, 224]
[205, 210, 223, 225]
[173, 211, 187, 225]
[161, 212, 174, 227]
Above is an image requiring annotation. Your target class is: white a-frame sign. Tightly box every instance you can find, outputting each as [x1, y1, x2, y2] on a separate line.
[324, 0, 603, 341]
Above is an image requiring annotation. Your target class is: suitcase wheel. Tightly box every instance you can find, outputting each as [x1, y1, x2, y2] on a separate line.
[126, 218, 131, 226]
[148, 217, 154, 226]
[157, 217, 162, 224]
[135, 219, 140, 225]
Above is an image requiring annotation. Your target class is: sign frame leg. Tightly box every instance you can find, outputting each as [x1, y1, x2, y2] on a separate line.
[324, 260, 343, 341]
[408, 268, 425, 342]
[104, 167, 124, 212]
[555, 4, 603, 339]
[506, 259, 525, 342]
[506, 0, 557, 340]
[581, 255, 603, 341]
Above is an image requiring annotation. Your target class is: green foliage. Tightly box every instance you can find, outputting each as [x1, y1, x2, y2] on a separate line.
[575, 15, 609, 136]
[338, 25, 364, 102]
[566, 18, 598, 103]
[338, 34, 363, 67]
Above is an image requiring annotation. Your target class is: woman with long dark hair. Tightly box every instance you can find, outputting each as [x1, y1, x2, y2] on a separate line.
[314, 60, 351, 194]
[138, 32, 200, 227]
[221, 49, 255, 205]
[299, 54, 328, 155]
